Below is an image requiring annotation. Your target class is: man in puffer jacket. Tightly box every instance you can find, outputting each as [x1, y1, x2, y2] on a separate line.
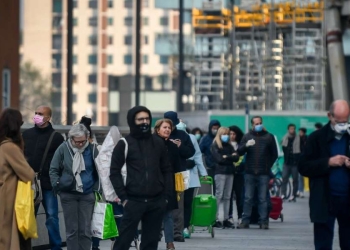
[237, 116, 278, 230]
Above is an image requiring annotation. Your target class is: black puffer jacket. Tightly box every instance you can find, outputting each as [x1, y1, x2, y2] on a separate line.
[23, 123, 64, 190]
[110, 106, 172, 203]
[211, 141, 239, 175]
[238, 130, 278, 175]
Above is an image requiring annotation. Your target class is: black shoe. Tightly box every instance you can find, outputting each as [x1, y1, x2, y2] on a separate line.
[223, 219, 235, 229]
[92, 247, 100, 250]
[237, 223, 250, 229]
[213, 220, 223, 228]
[260, 223, 269, 230]
[174, 236, 185, 242]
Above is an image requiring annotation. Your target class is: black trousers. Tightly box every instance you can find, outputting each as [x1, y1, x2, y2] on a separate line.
[184, 187, 195, 229]
[314, 195, 350, 250]
[113, 198, 166, 250]
[229, 173, 244, 219]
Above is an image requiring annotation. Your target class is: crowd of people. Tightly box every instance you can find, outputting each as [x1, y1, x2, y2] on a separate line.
[0, 100, 349, 250]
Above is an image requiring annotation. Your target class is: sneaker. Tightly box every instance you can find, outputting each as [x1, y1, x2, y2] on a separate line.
[260, 223, 269, 229]
[299, 192, 304, 198]
[223, 219, 235, 229]
[166, 242, 175, 250]
[237, 218, 242, 225]
[237, 223, 250, 229]
[288, 196, 296, 202]
[228, 218, 234, 224]
[213, 220, 223, 228]
[281, 195, 287, 200]
[183, 228, 190, 238]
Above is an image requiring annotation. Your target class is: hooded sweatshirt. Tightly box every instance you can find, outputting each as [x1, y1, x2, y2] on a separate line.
[199, 120, 221, 169]
[110, 106, 172, 202]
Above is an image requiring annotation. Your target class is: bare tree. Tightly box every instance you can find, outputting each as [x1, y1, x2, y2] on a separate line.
[20, 61, 52, 123]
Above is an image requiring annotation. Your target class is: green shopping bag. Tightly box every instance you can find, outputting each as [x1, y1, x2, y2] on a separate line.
[91, 192, 119, 239]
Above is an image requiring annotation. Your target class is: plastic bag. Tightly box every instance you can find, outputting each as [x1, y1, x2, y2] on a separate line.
[15, 181, 38, 240]
[91, 193, 118, 239]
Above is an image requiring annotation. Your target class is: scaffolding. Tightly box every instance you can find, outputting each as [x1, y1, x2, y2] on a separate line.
[192, 0, 326, 111]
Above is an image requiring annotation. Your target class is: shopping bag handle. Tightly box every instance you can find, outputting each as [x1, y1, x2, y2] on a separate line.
[94, 192, 103, 202]
[200, 176, 213, 185]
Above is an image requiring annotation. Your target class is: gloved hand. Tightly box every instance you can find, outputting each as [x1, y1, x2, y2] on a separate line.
[246, 139, 255, 147]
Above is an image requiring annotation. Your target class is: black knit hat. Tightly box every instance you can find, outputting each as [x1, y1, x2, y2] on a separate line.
[79, 116, 92, 138]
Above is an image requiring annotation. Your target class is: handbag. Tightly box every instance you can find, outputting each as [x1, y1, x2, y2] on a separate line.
[15, 181, 38, 239]
[34, 131, 57, 206]
[91, 192, 118, 239]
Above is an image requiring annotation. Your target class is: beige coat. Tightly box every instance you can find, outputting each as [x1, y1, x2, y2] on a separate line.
[0, 140, 35, 250]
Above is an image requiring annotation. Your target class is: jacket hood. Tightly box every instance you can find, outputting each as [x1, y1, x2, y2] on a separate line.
[127, 106, 152, 139]
[164, 111, 179, 126]
[208, 120, 221, 137]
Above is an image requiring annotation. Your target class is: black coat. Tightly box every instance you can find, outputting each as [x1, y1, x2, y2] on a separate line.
[211, 141, 239, 175]
[238, 130, 278, 175]
[22, 123, 64, 190]
[168, 128, 195, 168]
[298, 122, 350, 223]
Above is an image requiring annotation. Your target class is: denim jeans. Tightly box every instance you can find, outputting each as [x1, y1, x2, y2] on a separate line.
[35, 189, 62, 250]
[298, 174, 304, 192]
[314, 195, 350, 250]
[242, 174, 269, 225]
[163, 210, 174, 243]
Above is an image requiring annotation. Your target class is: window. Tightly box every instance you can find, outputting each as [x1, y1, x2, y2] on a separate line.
[108, 55, 113, 64]
[88, 93, 97, 103]
[52, 16, 62, 30]
[143, 35, 148, 45]
[108, 17, 113, 26]
[142, 17, 149, 26]
[73, 74, 78, 83]
[2, 69, 11, 108]
[53, 0, 62, 13]
[73, 36, 78, 45]
[142, 55, 148, 64]
[124, 35, 132, 45]
[124, 17, 132, 26]
[124, 54, 132, 65]
[108, 0, 113, 8]
[89, 17, 98, 27]
[73, 0, 78, 8]
[73, 55, 78, 64]
[124, 0, 132, 8]
[88, 54, 98, 65]
[108, 36, 113, 45]
[52, 34, 62, 49]
[158, 74, 169, 89]
[160, 17, 168, 26]
[89, 0, 98, 8]
[160, 55, 168, 64]
[89, 35, 98, 45]
[73, 18, 78, 26]
[88, 74, 97, 84]
[144, 76, 152, 90]
[52, 73, 62, 89]
[52, 54, 62, 68]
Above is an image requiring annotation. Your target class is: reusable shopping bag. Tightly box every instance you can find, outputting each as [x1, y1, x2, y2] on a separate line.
[91, 192, 118, 239]
[15, 181, 38, 239]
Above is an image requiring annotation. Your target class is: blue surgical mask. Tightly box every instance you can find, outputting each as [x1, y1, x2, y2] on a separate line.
[221, 135, 229, 142]
[195, 134, 201, 141]
[254, 124, 263, 132]
[176, 122, 187, 132]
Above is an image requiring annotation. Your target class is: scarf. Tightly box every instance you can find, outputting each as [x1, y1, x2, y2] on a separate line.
[282, 133, 300, 154]
[67, 139, 90, 193]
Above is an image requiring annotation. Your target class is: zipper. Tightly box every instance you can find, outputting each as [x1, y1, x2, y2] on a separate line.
[255, 134, 259, 174]
[142, 140, 149, 201]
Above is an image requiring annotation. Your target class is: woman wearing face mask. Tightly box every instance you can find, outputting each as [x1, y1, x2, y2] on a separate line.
[49, 124, 100, 250]
[191, 127, 203, 143]
[210, 127, 239, 229]
[154, 119, 183, 250]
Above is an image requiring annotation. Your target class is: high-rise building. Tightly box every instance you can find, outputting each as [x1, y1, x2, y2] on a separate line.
[20, 0, 189, 125]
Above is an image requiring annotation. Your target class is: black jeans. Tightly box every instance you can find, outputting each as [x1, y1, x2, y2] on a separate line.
[229, 173, 244, 219]
[113, 198, 166, 250]
[314, 195, 350, 250]
[282, 164, 299, 197]
[184, 187, 195, 228]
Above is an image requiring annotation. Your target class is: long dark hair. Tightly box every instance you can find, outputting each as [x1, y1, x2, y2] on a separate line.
[0, 108, 24, 150]
[229, 125, 244, 144]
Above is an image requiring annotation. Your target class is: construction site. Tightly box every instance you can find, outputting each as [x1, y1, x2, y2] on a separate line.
[191, 0, 326, 111]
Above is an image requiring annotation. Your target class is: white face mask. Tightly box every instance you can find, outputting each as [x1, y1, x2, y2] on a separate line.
[334, 123, 348, 134]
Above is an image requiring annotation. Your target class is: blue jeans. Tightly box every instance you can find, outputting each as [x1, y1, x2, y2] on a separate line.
[242, 174, 269, 225]
[314, 195, 350, 250]
[298, 174, 304, 192]
[163, 210, 174, 243]
[35, 189, 62, 250]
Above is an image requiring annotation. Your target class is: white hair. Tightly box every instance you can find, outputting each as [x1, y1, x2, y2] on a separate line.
[68, 124, 90, 139]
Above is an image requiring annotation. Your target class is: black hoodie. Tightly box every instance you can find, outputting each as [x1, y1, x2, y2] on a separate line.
[110, 106, 172, 202]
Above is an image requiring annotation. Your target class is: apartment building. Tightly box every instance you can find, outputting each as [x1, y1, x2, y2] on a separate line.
[21, 0, 188, 125]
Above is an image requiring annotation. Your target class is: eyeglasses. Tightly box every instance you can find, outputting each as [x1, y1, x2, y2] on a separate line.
[71, 138, 87, 145]
[135, 117, 150, 122]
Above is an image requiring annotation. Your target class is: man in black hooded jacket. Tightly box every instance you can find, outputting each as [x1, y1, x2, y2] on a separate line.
[110, 106, 172, 250]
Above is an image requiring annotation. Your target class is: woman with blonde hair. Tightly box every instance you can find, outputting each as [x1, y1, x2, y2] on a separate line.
[210, 126, 239, 229]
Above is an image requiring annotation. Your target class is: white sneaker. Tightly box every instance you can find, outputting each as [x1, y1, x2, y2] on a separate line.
[299, 192, 304, 198]
[183, 228, 190, 238]
[228, 218, 234, 224]
[237, 218, 242, 225]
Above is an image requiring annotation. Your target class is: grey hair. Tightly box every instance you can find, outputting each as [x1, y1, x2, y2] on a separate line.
[68, 124, 90, 139]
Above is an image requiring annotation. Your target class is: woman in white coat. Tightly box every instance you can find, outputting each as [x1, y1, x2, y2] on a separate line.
[176, 121, 208, 238]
